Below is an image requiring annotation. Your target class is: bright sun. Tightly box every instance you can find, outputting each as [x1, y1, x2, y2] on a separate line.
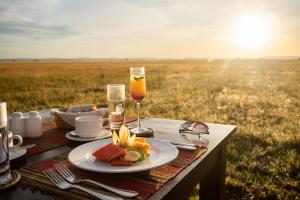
[233, 15, 272, 48]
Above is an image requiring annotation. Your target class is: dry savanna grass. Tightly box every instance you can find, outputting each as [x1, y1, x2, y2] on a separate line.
[0, 59, 299, 199]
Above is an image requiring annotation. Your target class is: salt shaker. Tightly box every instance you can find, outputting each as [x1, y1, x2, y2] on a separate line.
[9, 112, 26, 137]
[25, 111, 42, 138]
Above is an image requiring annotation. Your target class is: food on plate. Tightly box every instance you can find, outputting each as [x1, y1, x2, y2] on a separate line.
[123, 151, 140, 161]
[92, 143, 126, 161]
[92, 124, 151, 166]
[66, 104, 99, 113]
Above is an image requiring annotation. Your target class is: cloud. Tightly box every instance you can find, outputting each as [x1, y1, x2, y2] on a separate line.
[0, 0, 77, 38]
[0, 0, 299, 58]
[0, 20, 77, 38]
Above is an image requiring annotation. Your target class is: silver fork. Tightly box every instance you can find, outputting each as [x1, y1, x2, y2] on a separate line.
[44, 168, 122, 200]
[54, 162, 138, 198]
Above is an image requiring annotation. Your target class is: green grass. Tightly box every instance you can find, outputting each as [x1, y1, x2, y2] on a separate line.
[1, 59, 299, 199]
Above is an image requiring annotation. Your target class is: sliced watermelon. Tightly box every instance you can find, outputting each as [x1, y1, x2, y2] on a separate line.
[93, 143, 113, 156]
[92, 143, 126, 162]
[99, 145, 119, 161]
[92, 143, 115, 161]
[97, 145, 117, 161]
[106, 147, 126, 161]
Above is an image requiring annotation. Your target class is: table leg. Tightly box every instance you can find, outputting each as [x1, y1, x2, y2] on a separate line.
[200, 144, 226, 200]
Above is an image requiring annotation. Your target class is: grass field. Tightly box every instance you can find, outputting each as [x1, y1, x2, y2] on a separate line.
[0, 59, 299, 199]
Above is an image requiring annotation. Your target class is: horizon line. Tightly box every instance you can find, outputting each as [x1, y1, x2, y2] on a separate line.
[0, 56, 300, 61]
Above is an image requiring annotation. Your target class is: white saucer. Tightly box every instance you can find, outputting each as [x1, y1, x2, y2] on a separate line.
[9, 148, 27, 160]
[65, 130, 112, 142]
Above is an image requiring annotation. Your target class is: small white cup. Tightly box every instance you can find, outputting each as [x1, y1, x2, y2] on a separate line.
[25, 111, 42, 138]
[9, 112, 26, 137]
[7, 131, 23, 150]
[75, 116, 110, 138]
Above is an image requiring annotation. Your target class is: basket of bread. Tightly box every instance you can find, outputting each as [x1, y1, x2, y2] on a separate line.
[51, 104, 108, 130]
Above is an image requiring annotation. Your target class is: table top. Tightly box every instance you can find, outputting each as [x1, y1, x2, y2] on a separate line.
[5, 109, 236, 199]
[127, 117, 236, 199]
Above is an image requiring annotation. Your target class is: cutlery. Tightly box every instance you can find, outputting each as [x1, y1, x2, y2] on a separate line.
[54, 162, 138, 198]
[165, 141, 196, 147]
[175, 145, 196, 151]
[163, 139, 209, 148]
[44, 168, 122, 200]
[161, 140, 196, 151]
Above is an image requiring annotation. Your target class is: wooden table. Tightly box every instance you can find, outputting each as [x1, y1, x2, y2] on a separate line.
[2, 110, 236, 200]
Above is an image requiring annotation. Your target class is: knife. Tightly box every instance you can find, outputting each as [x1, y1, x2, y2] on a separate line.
[162, 140, 196, 147]
[162, 140, 197, 151]
[175, 145, 196, 151]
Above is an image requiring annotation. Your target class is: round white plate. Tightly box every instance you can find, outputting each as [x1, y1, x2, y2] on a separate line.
[9, 148, 27, 160]
[65, 130, 112, 142]
[68, 138, 178, 173]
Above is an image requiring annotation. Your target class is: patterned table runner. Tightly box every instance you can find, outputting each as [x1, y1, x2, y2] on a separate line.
[22, 122, 71, 158]
[21, 116, 138, 158]
[20, 147, 207, 200]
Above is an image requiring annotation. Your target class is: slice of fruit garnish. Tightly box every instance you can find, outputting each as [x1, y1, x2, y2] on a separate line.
[119, 125, 129, 146]
[132, 142, 150, 154]
[123, 151, 140, 162]
[127, 134, 136, 146]
[133, 76, 144, 81]
[114, 124, 137, 147]
[135, 137, 145, 143]
[112, 131, 119, 145]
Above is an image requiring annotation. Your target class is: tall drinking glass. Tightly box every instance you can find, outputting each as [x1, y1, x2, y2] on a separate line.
[0, 102, 10, 185]
[130, 67, 150, 134]
[107, 84, 125, 130]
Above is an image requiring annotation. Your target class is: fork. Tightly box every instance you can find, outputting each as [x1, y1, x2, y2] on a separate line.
[54, 162, 138, 198]
[44, 169, 122, 200]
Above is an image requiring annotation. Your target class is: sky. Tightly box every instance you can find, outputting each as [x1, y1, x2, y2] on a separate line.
[0, 0, 299, 58]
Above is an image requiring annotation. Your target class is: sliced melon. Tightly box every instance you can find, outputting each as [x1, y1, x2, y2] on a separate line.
[124, 151, 140, 162]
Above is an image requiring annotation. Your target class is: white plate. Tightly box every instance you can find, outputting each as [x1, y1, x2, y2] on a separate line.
[68, 138, 178, 173]
[9, 148, 27, 160]
[65, 130, 112, 142]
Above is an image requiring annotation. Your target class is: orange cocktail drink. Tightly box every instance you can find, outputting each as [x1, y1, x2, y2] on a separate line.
[129, 67, 151, 134]
[130, 75, 146, 102]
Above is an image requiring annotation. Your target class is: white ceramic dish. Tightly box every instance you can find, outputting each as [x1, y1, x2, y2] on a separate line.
[68, 138, 178, 173]
[65, 130, 111, 142]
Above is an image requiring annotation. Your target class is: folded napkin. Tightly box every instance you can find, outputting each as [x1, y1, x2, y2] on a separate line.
[52, 104, 108, 127]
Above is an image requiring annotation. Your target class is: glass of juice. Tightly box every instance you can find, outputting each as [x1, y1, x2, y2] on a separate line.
[130, 67, 150, 134]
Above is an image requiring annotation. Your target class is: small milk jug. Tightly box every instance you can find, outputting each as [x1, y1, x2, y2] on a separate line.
[9, 112, 26, 137]
[25, 111, 42, 138]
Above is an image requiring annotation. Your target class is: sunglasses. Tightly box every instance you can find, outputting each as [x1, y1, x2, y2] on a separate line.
[179, 121, 209, 136]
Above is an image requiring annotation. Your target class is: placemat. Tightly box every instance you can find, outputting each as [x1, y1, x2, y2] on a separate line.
[22, 116, 139, 158]
[22, 122, 71, 158]
[19, 147, 207, 200]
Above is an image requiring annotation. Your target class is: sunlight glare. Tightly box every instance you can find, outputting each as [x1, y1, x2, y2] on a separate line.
[233, 15, 271, 48]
